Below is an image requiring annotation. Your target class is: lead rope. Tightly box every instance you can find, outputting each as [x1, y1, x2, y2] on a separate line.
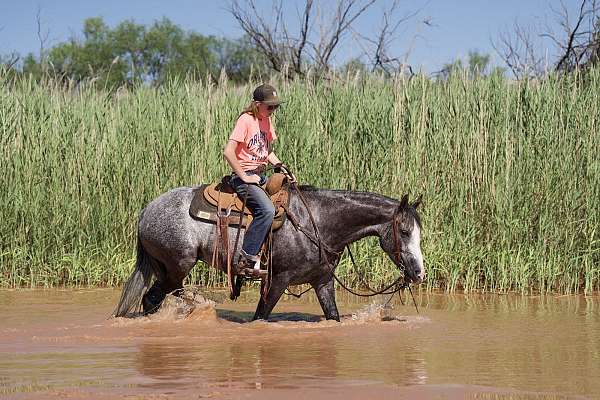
[289, 181, 326, 261]
[336, 248, 419, 314]
[285, 285, 313, 298]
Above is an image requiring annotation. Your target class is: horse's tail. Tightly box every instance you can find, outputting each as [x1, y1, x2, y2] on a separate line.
[113, 235, 155, 317]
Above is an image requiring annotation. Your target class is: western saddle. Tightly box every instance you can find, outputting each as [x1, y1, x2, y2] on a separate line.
[189, 173, 290, 299]
[189, 172, 289, 230]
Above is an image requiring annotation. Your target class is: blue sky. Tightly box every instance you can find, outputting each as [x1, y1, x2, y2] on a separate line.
[0, 0, 580, 73]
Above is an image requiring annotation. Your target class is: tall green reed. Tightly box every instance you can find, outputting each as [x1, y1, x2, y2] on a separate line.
[1, 70, 598, 293]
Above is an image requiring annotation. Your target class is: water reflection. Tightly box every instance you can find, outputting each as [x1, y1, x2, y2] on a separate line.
[134, 330, 340, 389]
[133, 309, 429, 389]
[1, 289, 599, 398]
[411, 292, 600, 395]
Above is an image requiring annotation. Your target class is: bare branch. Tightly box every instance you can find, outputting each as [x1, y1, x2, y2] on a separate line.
[36, 6, 50, 65]
[495, 0, 600, 77]
[1, 52, 20, 71]
[553, 0, 590, 70]
[294, 0, 313, 73]
[492, 20, 546, 79]
[227, 0, 420, 79]
[228, 0, 284, 74]
[350, 0, 422, 76]
[0, 26, 20, 70]
[374, 0, 420, 74]
[317, 0, 377, 70]
[552, 0, 599, 71]
[228, 0, 376, 78]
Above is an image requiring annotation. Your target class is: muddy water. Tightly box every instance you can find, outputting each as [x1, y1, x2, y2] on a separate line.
[0, 289, 598, 399]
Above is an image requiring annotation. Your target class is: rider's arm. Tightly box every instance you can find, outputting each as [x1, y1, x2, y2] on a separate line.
[223, 140, 260, 184]
[267, 152, 282, 166]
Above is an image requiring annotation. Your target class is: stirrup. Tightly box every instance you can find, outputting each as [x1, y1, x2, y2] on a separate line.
[240, 266, 268, 280]
[234, 253, 267, 280]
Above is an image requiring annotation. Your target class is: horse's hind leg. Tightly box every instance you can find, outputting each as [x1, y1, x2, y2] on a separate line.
[142, 256, 197, 315]
[143, 281, 166, 314]
[142, 277, 187, 315]
[312, 277, 340, 321]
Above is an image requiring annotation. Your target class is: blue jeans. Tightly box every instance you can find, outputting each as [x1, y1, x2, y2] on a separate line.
[230, 173, 275, 257]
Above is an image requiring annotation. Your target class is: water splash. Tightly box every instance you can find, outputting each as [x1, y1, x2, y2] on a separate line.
[349, 303, 396, 322]
[151, 288, 218, 322]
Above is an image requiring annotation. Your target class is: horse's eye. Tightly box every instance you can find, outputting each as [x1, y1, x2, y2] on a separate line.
[401, 229, 411, 237]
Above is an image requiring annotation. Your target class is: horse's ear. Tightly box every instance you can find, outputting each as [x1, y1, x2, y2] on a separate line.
[399, 194, 409, 208]
[412, 194, 423, 209]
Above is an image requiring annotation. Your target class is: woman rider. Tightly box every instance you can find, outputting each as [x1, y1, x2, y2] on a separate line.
[223, 84, 293, 278]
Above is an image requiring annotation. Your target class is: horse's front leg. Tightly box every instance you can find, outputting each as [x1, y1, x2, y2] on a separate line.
[312, 276, 340, 321]
[252, 273, 290, 321]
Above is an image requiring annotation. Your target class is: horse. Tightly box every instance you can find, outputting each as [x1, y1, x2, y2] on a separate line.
[114, 184, 424, 321]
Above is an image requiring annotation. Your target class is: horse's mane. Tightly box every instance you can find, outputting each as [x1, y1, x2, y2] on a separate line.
[296, 184, 318, 191]
[292, 185, 422, 228]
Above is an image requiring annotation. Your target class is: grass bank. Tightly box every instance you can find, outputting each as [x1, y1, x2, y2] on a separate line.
[1, 70, 599, 293]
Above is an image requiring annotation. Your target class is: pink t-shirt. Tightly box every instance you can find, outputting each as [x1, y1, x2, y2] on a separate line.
[229, 113, 277, 171]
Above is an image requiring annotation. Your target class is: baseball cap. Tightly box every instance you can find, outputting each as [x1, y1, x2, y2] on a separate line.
[252, 84, 283, 106]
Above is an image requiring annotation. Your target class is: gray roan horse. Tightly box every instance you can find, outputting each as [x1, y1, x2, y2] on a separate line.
[114, 184, 424, 321]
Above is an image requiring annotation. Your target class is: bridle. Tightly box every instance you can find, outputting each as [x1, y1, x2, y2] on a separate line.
[282, 181, 420, 312]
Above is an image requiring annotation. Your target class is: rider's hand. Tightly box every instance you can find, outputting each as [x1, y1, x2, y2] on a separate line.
[242, 174, 261, 184]
[275, 163, 297, 184]
[286, 172, 297, 183]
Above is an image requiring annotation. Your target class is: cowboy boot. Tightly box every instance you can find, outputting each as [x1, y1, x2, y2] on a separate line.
[234, 252, 268, 279]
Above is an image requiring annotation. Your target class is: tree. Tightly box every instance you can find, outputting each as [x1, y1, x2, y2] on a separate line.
[494, 0, 600, 78]
[550, 0, 600, 72]
[227, 0, 422, 79]
[21, 17, 228, 87]
[0, 52, 19, 70]
[339, 57, 368, 76]
[0, 53, 20, 81]
[439, 51, 504, 79]
[52, 18, 125, 86]
[210, 35, 270, 83]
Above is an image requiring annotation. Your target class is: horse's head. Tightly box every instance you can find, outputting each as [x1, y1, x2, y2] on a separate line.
[380, 194, 425, 284]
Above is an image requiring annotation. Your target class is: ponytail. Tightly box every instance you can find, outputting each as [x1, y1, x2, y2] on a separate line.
[240, 101, 259, 119]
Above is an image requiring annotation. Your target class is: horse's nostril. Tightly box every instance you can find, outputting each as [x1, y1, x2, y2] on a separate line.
[414, 268, 421, 276]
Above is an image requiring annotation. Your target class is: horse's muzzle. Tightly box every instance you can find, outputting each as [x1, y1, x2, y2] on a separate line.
[407, 269, 423, 284]
[401, 255, 424, 284]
